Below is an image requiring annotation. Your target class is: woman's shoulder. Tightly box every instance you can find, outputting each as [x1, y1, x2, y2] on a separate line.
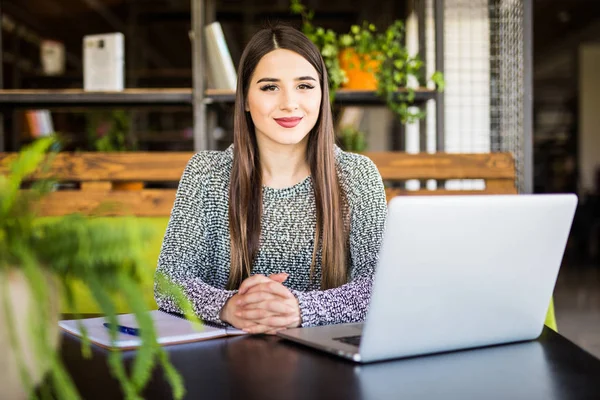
[334, 146, 381, 183]
[334, 146, 385, 205]
[185, 145, 234, 180]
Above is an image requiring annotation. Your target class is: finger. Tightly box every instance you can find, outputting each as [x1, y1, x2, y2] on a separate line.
[240, 299, 295, 315]
[245, 283, 269, 294]
[236, 308, 279, 321]
[265, 327, 286, 335]
[238, 274, 271, 295]
[243, 324, 277, 334]
[238, 320, 264, 331]
[242, 281, 294, 300]
[268, 272, 289, 283]
[226, 317, 255, 331]
[237, 290, 278, 307]
[255, 315, 299, 329]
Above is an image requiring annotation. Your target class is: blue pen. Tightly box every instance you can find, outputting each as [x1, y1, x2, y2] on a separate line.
[103, 322, 141, 337]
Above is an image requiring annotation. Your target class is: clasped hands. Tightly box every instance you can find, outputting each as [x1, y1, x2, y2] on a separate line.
[220, 273, 302, 334]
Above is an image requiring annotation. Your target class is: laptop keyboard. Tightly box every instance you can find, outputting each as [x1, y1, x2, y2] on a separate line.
[333, 335, 362, 347]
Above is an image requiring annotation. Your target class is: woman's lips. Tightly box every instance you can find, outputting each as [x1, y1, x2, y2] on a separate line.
[274, 117, 302, 128]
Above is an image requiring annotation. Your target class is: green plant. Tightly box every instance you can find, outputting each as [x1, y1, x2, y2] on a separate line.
[352, 20, 445, 123]
[0, 136, 196, 399]
[339, 22, 379, 55]
[290, 0, 347, 100]
[339, 126, 367, 153]
[290, 0, 445, 124]
[86, 109, 136, 151]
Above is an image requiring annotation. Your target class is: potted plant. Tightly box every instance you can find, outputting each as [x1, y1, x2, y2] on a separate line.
[0, 136, 193, 399]
[290, 0, 445, 124]
[339, 126, 367, 153]
[86, 109, 143, 190]
[346, 20, 445, 123]
[338, 22, 381, 90]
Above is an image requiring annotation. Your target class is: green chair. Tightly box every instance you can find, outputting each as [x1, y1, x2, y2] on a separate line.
[544, 297, 558, 331]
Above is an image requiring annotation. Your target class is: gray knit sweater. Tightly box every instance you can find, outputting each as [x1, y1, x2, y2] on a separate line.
[154, 145, 387, 327]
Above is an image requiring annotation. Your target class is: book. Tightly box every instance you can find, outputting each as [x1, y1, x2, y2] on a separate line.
[337, 106, 364, 131]
[24, 109, 54, 138]
[83, 32, 125, 91]
[59, 310, 246, 350]
[204, 22, 237, 90]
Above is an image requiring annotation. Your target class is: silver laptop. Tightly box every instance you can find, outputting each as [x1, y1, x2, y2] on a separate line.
[278, 194, 578, 363]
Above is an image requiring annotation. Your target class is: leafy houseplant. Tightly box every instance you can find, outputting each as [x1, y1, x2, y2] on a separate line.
[86, 109, 136, 152]
[346, 20, 445, 123]
[0, 137, 195, 399]
[338, 23, 380, 90]
[290, 0, 445, 124]
[86, 110, 143, 190]
[339, 126, 367, 153]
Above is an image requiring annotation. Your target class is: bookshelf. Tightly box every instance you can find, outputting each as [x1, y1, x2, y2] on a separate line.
[203, 88, 438, 105]
[0, 88, 193, 106]
[193, 0, 445, 152]
[0, 88, 438, 107]
[0, 0, 444, 153]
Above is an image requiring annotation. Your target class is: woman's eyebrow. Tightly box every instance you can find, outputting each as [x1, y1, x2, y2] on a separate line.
[256, 76, 317, 84]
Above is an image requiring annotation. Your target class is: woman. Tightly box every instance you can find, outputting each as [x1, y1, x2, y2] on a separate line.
[155, 24, 386, 334]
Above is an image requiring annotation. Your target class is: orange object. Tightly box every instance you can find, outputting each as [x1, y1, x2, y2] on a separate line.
[112, 181, 144, 191]
[339, 48, 380, 90]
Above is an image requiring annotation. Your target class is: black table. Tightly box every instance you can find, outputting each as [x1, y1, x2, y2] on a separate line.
[59, 327, 600, 400]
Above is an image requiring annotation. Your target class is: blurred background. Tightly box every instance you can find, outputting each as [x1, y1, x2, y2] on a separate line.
[0, 0, 598, 357]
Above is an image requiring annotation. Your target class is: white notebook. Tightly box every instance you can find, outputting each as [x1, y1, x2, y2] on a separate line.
[59, 310, 246, 350]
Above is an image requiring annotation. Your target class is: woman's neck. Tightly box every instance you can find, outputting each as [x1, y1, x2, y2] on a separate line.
[258, 140, 310, 189]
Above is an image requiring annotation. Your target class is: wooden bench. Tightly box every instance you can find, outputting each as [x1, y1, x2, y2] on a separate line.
[1, 150, 557, 329]
[363, 152, 517, 200]
[0, 151, 517, 216]
[0, 152, 187, 216]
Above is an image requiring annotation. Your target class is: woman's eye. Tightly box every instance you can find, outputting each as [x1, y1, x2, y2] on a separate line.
[298, 84, 315, 90]
[260, 85, 278, 92]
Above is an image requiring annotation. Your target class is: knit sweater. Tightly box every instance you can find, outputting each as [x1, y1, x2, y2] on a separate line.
[154, 145, 387, 327]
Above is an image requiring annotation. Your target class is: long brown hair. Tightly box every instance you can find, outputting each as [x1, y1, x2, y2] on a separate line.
[228, 24, 347, 290]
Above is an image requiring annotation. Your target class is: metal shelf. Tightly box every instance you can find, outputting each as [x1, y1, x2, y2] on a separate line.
[0, 0, 444, 152]
[0, 89, 193, 108]
[204, 88, 438, 105]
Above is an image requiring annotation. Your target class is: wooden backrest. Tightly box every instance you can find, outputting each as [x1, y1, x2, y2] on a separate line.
[0, 152, 188, 217]
[363, 152, 517, 200]
[0, 151, 516, 216]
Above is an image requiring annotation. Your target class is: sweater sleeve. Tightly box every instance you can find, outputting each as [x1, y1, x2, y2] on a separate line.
[154, 154, 236, 325]
[292, 156, 387, 327]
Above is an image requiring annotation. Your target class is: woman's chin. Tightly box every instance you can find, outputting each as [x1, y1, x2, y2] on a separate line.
[263, 132, 310, 147]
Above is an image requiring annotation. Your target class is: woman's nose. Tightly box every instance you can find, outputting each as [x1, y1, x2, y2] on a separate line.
[279, 91, 299, 111]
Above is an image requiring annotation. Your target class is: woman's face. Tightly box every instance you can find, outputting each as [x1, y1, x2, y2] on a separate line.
[246, 49, 322, 149]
